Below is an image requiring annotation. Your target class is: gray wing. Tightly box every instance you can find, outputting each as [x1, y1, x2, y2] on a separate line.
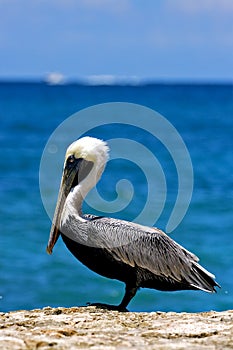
[62, 215, 216, 289]
[87, 217, 216, 284]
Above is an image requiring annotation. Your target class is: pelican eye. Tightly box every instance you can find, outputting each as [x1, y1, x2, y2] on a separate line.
[65, 155, 79, 171]
[67, 155, 76, 163]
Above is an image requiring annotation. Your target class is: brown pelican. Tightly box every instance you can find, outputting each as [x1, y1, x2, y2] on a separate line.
[47, 136, 220, 311]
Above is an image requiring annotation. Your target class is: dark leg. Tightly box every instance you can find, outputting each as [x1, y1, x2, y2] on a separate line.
[118, 284, 138, 310]
[87, 284, 138, 312]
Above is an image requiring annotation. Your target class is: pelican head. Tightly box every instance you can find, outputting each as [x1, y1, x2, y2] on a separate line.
[46, 136, 109, 254]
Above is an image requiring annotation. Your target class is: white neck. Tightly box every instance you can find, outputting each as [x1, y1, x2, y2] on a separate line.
[63, 163, 103, 219]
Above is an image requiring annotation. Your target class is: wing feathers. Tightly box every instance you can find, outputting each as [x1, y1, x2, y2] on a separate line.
[89, 218, 199, 282]
[63, 215, 218, 292]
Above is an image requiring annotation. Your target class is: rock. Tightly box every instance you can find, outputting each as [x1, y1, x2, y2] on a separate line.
[0, 307, 232, 349]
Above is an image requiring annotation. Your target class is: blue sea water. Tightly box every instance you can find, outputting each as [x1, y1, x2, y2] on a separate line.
[0, 81, 232, 313]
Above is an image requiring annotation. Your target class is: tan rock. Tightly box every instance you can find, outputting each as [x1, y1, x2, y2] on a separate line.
[0, 306, 232, 349]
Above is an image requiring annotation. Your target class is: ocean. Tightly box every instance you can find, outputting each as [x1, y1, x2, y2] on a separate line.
[0, 81, 232, 313]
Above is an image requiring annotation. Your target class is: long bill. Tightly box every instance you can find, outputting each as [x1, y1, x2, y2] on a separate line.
[46, 179, 66, 255]
[46, 159, 79, 254]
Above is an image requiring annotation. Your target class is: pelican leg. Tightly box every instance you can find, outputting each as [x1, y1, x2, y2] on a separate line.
[86, 285, 137, 312]
[118, 284, 138, 310]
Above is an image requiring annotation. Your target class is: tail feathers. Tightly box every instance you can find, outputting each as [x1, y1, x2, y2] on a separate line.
[189, 262, 220, 293]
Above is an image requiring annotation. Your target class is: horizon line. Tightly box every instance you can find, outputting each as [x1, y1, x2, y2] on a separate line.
[0, 75, 232, 86]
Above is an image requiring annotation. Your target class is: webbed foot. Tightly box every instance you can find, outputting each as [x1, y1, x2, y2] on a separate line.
[86, 302, 128, 312]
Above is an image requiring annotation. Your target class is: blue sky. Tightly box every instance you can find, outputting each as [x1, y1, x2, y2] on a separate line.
[0, 0, 232, 81]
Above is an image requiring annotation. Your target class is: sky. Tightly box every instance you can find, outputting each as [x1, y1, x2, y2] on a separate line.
[0, 0, 232, 81]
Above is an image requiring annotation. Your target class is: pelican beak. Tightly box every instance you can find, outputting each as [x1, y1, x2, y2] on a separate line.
[46, 178, 66, 255]
[46, 157, 82, 254]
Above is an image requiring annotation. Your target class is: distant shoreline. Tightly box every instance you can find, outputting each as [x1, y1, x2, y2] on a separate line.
[0, 79, 232, 87]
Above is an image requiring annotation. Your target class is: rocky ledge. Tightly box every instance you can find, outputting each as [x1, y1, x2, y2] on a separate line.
[0, 306, 232, 349]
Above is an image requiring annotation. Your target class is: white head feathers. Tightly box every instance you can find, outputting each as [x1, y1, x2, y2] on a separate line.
[66, 136, 109, 166]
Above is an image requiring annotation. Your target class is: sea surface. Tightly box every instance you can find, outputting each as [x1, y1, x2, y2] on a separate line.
[0, 81, 232, 312]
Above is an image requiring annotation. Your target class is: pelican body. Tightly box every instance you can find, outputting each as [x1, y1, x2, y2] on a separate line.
[47, 137, 219, 311]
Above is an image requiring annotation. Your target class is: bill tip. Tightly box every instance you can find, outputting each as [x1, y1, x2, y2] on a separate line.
[46, 246, 53, 255]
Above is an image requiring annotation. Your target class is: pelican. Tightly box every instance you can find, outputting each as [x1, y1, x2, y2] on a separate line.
[47, 136, 220, 311]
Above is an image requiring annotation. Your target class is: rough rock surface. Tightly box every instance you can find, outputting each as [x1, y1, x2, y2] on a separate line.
[0, 306, 232, 349]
